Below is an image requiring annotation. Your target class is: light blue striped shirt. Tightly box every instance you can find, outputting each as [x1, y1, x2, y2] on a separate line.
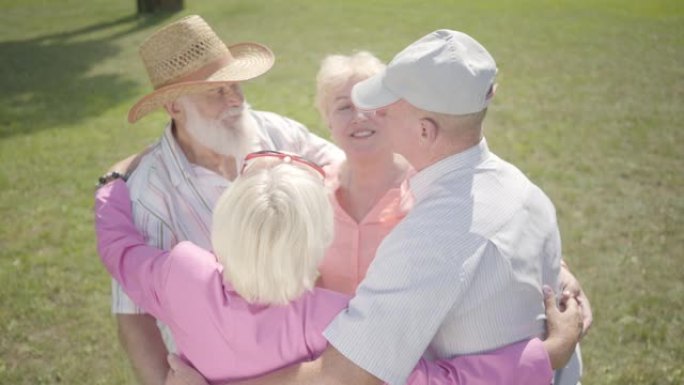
[324, 138, 563, 385]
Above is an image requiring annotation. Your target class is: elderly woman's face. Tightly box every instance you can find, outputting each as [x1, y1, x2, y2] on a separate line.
[325, 78, 391, 158]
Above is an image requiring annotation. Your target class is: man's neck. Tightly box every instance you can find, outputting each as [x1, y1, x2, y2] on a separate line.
[411, 132, 483, 172]
[172, 121, 238, 181]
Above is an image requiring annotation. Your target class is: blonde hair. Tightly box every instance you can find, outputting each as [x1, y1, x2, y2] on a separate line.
[315, 51, 386, 119]
[211, 158, 334, 305]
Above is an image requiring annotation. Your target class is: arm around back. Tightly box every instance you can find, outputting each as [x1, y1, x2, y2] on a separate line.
[96, 178, 173, 385]
[95, 180, 172, 319]
[166, 338, 553, 385]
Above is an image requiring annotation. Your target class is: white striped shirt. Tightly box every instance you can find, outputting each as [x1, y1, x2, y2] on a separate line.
[324, 138, 563, 385]
[111, 109, 344, 350]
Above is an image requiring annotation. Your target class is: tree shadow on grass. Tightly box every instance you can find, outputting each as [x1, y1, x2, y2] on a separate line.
[0, 12, 177, 139]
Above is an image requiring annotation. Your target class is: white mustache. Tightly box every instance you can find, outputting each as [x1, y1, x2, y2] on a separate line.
[221, 106, 244, 120]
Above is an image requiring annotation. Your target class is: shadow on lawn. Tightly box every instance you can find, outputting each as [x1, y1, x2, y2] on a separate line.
[0, 12, 177, 139]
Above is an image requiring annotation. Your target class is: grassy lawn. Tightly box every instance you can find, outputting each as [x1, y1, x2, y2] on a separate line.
[1, 0, 682, 384]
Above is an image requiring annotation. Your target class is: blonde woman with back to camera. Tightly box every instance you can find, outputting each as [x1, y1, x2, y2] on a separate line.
[96, 151, 580, 385]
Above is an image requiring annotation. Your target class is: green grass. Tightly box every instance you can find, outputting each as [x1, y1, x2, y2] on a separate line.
[1, 0, 682, 384]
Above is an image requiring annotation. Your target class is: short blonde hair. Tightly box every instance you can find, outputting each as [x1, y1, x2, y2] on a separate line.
[315, 51, 386, 119]
[211, 158, 334, 305]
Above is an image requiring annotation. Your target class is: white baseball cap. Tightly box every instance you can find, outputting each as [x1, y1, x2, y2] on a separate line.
[352, 29, 497, 115]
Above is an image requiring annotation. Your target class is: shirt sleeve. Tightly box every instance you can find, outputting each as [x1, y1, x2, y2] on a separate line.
[526, 184, 561, 294]
[542, 221, 562, 293]
[110, 191, 177, 314]
[96, 181, 174, 324]
[405, 338, 553, 385]
[323, 220, 490, 385]
[294, 125, 345, 171]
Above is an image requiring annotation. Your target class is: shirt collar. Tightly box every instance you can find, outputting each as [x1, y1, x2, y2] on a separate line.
[409, 137, 491, 202]
[239, 111, 269, 170]
[328, 164, 414, 225]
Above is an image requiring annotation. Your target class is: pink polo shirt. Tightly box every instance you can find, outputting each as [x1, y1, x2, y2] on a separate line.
[318, 170, 414, 295]
[95, 180, 552, 385]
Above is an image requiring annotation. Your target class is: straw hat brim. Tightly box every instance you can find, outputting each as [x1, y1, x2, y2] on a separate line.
[128, 42, 274, 123]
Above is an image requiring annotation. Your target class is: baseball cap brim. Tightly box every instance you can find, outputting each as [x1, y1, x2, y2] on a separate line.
[351, 72, 400, 111]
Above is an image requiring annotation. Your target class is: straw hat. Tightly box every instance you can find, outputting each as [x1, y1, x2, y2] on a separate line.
[128, 15, 275, 123]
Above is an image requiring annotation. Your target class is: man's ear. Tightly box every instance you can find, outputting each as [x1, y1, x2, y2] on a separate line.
[419, 117, 439, 145]
[486, 83, 498, 102]
[165, 100, 183, 120]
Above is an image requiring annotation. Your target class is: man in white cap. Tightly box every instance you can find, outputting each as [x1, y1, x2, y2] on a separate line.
[334, 28, 582, 385]
[179, 29, 582, 385]
[98, 15, 343, 385]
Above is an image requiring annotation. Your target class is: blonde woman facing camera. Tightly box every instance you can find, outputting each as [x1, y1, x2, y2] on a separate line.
[96, 152, 579, 385]
[314, 52, 413, 295]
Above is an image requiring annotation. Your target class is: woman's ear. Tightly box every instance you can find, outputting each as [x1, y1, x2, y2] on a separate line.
[325, 112, 333, 131]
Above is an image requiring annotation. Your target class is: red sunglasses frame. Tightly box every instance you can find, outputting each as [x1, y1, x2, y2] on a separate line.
[240, 150, 326, 178]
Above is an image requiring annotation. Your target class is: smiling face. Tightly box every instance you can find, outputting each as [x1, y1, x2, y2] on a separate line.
[324, 78, 393, 161]
[315, 52, 389, 163]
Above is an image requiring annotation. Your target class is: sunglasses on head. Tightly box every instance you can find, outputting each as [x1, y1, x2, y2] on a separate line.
[240, 150, 326, 179]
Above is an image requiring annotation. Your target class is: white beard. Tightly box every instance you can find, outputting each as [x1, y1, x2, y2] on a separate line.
[179, 97, 257, 162]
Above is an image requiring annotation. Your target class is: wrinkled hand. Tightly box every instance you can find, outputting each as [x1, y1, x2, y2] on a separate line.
[542, 285, 583, 370]
[558, 264, 593, 338]
[164, 354, 209, 385]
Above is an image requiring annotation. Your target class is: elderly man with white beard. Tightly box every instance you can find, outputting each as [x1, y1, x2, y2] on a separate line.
[98, 15, 343, 385]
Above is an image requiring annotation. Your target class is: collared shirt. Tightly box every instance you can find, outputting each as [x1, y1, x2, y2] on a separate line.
[97, 180, 554, 385]
[111, 109, 344, 350]
[317, 169, 413, 295]
[324, 138, 563, 385]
